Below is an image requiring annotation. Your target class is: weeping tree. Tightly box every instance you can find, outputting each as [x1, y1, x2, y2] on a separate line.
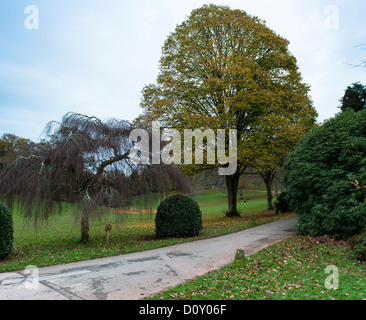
[0, 112, 191, 243]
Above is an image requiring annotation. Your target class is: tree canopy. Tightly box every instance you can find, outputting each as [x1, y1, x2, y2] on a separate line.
[140, 4, 317, 216]
[249, 113, 313, 209]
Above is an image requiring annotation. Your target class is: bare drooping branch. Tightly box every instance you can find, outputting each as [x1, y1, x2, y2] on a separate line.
[0, 112, 191, 243]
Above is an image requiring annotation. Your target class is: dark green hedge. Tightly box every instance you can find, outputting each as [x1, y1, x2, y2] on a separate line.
[284, 110, 366, 239]
[0, 202, 13, 259]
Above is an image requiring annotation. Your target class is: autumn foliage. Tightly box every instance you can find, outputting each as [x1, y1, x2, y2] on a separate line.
[140, 4, 317, 217]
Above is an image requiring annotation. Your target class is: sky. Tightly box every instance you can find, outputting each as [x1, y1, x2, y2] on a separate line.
[0, 0, 365, 142]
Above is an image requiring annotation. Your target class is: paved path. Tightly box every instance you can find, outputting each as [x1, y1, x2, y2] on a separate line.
[0, 217, 297, 300]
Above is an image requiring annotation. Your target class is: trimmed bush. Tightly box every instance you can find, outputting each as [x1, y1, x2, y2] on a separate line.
[0, 202, 14, 259]
[155, 194, 202, 238]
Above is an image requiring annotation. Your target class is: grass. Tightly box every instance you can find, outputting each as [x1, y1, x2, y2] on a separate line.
[193, 190, 268, 217]
[0, 189, 284, 273]
[150, 235, 366, 300]
[3, 189, 362, 301]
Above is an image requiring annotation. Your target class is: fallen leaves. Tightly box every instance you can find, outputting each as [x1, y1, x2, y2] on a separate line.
[152, 235, 366, 300]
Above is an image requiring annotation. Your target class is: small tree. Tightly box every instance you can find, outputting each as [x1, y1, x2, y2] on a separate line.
[0, 113, 191, 243]
[250, 114, 315, 210]
[340, 82, 366, 113]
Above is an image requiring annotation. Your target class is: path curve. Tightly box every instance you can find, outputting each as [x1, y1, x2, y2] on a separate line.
[0, 217, 297, 300]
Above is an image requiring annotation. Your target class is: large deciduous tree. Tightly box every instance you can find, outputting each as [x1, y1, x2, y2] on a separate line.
[0, 113, 190, 243]
[140, 4, 317, 217]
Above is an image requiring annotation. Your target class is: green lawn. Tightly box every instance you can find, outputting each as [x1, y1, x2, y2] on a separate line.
[193, 190, 268, 217]
[1, 190, 284, 273]
[150, 235, 366, 300]
[3, 189, 361, 301]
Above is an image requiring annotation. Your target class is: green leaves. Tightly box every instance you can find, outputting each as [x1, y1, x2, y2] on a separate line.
[284, 110, 366, 239]
[155, 194, 203, 238]
[340, 82, 366, 112]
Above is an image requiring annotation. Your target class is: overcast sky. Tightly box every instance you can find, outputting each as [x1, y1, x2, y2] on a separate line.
[1, 0, 365, 141]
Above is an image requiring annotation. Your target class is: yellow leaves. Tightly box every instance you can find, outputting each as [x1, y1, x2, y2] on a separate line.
[139, 4, 318, 175]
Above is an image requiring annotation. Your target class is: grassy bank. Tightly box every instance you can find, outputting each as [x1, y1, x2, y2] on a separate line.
[150, 235, 365, 300]
[1, 190, 286, 273]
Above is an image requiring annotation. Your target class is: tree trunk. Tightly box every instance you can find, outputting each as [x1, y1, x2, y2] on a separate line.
[266, 182, 274, 211]
[225, 174, 241, 217]
[80, 208, 90, 244]
[261, 171, 275, 211]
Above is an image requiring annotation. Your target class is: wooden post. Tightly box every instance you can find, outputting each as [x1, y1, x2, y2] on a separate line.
[105, 224, 112, 243]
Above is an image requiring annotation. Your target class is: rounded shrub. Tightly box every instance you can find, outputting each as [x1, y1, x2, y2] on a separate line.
[155, 194, 202, 238]
[284, 109, 366, 239]
[0, 202, 14, 259]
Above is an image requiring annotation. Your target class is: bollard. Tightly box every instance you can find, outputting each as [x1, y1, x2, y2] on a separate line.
[105, 224, 112, 243]
[233, 249, 246, 267]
